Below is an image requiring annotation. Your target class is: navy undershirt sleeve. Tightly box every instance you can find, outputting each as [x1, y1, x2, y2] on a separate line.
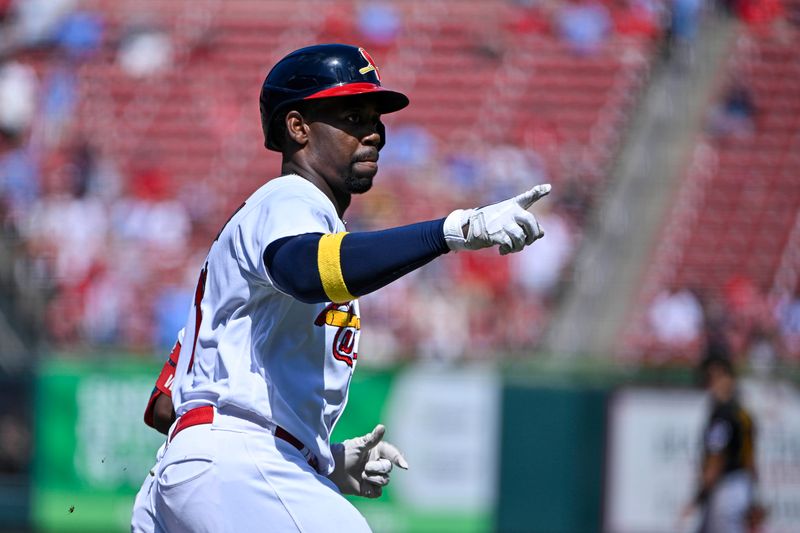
[264, 234, 323, 303]
[264, 218, 448, 303]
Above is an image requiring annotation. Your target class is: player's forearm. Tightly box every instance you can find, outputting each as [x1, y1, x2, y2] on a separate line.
[701, 455, 724, 488]
[264, 219, 448, 303]
[152, 393, 176, 435]
[695, 454, 724, 504]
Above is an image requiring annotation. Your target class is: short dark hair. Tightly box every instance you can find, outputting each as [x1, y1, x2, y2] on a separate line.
[698, 354, 735, 385]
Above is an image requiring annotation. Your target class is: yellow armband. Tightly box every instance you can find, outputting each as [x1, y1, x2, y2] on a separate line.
[317, 233, 356, 304]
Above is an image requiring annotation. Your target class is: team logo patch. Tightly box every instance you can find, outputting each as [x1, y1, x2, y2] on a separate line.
[358, 47, 381, 81]
[315, 302, 359, 367]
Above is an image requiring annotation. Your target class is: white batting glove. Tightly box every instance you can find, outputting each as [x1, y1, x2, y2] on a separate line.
[328, 424, 408, 499]
[443, 184, 551, 255]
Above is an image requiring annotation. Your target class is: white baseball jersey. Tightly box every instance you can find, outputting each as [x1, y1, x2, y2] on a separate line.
[171, 174, 360, 475]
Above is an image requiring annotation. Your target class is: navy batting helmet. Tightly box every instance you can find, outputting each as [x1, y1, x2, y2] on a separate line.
[259, 44, 409, 151]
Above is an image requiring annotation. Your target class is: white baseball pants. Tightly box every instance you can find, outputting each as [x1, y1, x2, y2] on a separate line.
[132, 442, 166, 533]
[702, 470, 753, 533]
[152, 410, 371, 533]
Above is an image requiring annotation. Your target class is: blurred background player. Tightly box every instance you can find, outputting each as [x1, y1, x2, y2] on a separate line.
[681, 355, 764, 533]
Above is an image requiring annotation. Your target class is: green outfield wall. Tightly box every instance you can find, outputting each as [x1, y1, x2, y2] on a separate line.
[496, 386, 607, 533]
[32, 358, 165, 532]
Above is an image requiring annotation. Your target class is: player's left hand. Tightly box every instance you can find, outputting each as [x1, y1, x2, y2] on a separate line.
[329, 424, 408, 498]
[675, 502, 697, 532]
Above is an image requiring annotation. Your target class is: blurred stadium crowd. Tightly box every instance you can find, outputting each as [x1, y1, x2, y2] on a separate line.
[0, 0, 797, 369]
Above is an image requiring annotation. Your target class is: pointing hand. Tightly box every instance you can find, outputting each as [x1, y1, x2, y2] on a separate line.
[444, 184, 551, 255]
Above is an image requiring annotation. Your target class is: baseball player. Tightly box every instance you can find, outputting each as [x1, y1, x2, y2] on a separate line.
[153, 43, 550, 532]
[681, 355, 762, 533]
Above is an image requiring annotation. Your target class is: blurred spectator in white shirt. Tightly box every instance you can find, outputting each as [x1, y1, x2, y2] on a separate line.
[22, 150, 108, 282]
[648, 285, 704, 346]
[0, 61, 36, 137]
[7, 0, 76, 48]
[118, 26, 173, 78]
[510, 208, 575, 298]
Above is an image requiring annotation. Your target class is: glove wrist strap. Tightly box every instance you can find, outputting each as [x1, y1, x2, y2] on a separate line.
[443, 209, 470, 251]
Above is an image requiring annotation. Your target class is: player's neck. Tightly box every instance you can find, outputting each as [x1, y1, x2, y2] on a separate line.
[281, 160, 350, 217]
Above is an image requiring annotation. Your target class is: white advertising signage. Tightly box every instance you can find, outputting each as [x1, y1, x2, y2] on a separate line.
[385, 363, 501, 511]
[605, 388, 706, 533]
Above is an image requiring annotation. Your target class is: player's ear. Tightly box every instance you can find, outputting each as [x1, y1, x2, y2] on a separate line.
[285, 110, 310, 147]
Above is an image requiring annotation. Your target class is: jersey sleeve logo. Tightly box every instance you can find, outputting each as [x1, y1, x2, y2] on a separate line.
[315, 302, 360, 367]
[706, 420, 732, 452]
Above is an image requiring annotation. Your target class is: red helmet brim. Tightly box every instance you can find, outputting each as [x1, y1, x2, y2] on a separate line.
[304, 83, 409, 114]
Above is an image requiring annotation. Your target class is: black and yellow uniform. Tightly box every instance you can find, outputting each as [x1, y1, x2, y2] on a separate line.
[703, 398, 755, 474]
[698, 398, 757, 533]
